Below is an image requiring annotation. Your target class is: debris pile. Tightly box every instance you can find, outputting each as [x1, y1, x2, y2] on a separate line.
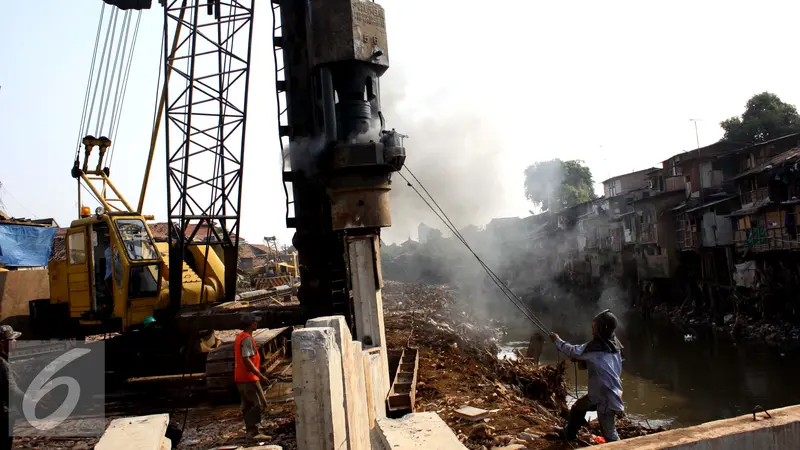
[382, 281, 662, 448]
[652, 302, 800, 349]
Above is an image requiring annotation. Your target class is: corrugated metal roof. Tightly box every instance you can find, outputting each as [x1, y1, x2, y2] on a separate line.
[672, 202, 688, 212]
[685, 196, 734, 213]
[732, 147, 800, 181]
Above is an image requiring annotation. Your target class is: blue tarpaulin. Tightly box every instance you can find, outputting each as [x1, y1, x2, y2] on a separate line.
[0, 224, 58, 267]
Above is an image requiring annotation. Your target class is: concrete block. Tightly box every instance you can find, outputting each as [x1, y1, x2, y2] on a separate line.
[306, 316, 370, 450]
[364, 347, 387, 420]
[292, 327, 347, 450]
[95, 414, 170, 450]
[376, 412, 467, 450]
[454, 406, 489, 421]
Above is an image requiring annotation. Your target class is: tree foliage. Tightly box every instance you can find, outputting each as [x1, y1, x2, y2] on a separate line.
[523, 159, 595, 211]
[721, 92, 800, 144]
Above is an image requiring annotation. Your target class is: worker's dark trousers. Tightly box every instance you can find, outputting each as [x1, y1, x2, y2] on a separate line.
[564, 395, 620, 442]
[1, 414, 12, 450]
[237, 382, 263, 435]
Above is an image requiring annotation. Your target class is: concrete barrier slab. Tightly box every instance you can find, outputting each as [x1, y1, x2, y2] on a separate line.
[376, 412, 467, 450]
[605, 405, 800, 449]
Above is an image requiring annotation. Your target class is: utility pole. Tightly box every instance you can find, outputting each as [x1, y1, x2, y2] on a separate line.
[689, 118, 700, 149]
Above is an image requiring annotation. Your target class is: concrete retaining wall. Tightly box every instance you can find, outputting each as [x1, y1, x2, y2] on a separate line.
[606, 405, 800, 449]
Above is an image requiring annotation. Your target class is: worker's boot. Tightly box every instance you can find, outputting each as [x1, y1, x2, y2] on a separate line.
[246, 432, 271, 443]
[561, 412, 587, 441]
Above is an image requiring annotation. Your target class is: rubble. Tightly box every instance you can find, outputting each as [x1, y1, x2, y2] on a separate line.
[383, 281, 662, 449]
[455, 406, 490, 421]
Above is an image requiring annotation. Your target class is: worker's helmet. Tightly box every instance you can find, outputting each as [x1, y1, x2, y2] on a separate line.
[239, 312, 258, 328]
[143, 316, 156, 326]
[593, 309, 618, 339]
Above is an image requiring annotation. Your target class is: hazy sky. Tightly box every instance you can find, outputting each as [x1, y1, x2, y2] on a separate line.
[2, 1, 799, 245]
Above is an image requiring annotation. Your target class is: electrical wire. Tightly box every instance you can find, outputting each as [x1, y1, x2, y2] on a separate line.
[0, 182, 39, 219]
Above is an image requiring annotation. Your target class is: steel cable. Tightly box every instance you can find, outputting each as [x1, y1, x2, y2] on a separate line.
[98, 11, 129, 141]
[75, 3, 107, 159]
[83, 6, 117, 143]
[109, 11, 143, 167]
[108, 11, 138, 139]
[401, 166, 551, 332]
[93, 8, 121, 136]
[396, 169, 551, 335]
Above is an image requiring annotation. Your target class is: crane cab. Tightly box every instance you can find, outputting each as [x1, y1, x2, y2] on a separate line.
[45, 212, 165, 335]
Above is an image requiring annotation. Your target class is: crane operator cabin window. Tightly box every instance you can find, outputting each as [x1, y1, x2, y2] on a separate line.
[68, 232, 87, 264]
[115, 218, 160, 299]
[115, 219, 158, 261]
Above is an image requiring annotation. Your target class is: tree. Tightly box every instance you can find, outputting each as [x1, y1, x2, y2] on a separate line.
[720, 92, 800, 144]
[523, 159, 595, 211]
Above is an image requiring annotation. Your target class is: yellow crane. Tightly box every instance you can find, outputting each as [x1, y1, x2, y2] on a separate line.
[45, 139, 226, 334]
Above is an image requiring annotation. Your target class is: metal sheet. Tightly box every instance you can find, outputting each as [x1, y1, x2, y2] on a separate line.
[330, 185, 392, 230]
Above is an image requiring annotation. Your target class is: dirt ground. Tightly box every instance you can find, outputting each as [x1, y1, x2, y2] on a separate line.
[13, 281, 661, 449]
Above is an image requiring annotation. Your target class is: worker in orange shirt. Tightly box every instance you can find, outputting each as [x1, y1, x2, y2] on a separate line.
[234, 312, 270, 441]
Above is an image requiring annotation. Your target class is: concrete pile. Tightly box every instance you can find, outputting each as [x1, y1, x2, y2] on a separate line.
[292, 315, 466, 449]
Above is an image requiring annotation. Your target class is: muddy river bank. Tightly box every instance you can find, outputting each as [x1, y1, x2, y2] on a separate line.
[500, 311, 800, 429]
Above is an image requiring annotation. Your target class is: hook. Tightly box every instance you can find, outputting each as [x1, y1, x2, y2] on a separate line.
[752, 405, 771, 421]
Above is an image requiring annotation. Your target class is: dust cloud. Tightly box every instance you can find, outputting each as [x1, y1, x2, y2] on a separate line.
[378, 70, 527, 244]
[375, 71, 629, 336]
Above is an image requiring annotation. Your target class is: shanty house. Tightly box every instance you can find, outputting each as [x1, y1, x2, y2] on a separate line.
[633, 189, 685, 279]
[725, 134, 800, 253]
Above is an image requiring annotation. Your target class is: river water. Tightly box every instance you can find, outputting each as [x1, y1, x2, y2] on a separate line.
[499, 312, 800, 428]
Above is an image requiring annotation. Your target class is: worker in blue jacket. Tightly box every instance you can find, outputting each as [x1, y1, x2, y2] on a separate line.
[550, 309, 624, 442]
